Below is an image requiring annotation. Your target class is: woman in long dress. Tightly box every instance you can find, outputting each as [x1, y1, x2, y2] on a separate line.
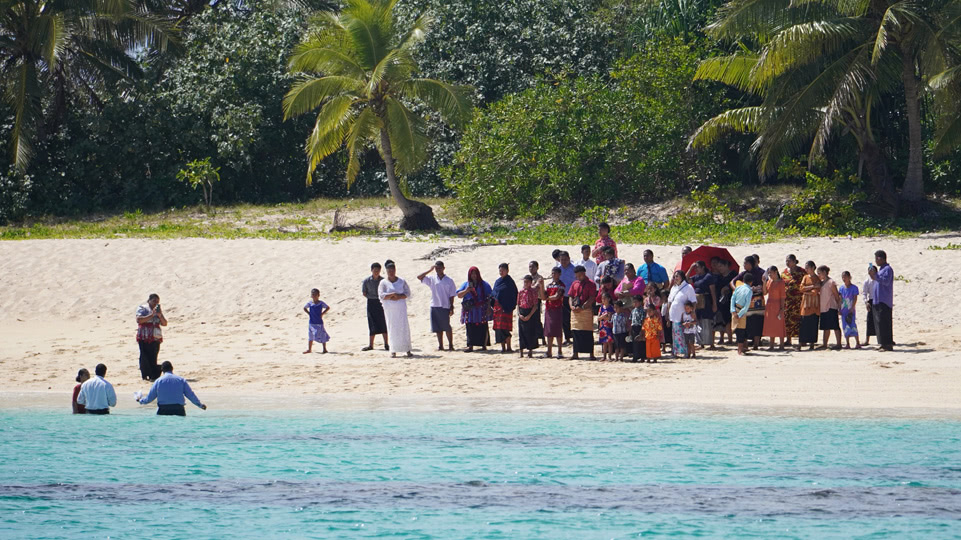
[457, 266, 492, 352]
[378, 261, 412, 358]
[763, 266, 786, 350]
[667, 270, 697, 358]
[798, 261, 821, 350]
[781, 254, 805, 346]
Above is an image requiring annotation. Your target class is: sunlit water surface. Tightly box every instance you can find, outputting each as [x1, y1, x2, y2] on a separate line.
[2, 406, 960, 539]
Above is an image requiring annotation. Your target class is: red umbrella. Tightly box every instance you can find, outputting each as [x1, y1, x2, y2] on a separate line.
[675, 246, 740, 275]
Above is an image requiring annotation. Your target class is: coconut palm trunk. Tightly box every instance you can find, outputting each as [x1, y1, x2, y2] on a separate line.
[900, 52, 925, 204]
[379, 127, 439, 230]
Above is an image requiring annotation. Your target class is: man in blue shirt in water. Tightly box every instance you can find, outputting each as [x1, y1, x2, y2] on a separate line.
[138, 361, 207, 416]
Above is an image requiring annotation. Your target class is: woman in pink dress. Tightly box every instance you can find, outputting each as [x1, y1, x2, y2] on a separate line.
[763, 266, 786, 350]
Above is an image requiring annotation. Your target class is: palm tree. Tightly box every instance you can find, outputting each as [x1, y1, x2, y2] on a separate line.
[283, 0, 472, 231]
[0, 0, 174, 171]
[688, 0, 958, 213]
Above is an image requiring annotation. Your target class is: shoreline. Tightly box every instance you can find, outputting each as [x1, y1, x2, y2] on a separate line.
[4, 391, 961, 420]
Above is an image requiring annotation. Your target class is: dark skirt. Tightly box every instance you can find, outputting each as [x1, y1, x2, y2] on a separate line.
[819, 308, 840, 331]
[466, 323, 488, 347]
[572, 330, 594, 354]
[735, 328, 747, 344]
[873, 302, 894, 349]
[367, 299, 388, 335]
[544, 308, 563, 338]
[518, 307, 539, 350]
[799, 314, 820, 344]
[865, 300, 876, 337]
[746, 314, 764, 340]
[631, 325, 646, 361]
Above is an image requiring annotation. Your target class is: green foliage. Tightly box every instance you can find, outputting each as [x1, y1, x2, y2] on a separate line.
[781, 167, 865, 233]
[177, 158, 221, 211]
[688, 184, 733, 222]
[580, 206, 611, 225]
[446, 38, 729, 218]
[0, 0, 174, 171]
[0, 168, 32, 225]
[395, 0, 619, 105]
[928, 243, 961, 250]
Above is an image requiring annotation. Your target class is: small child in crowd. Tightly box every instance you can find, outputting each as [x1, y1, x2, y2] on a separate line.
[597, 293, 615, 361]
[303, 288, 330, 354]
[682, 301, 698, 359]
[612, 300, 629, 362]
[839, 270, 861, 349]
[659, 290, 671, 354]
[643, 305, 663, 362]
[630, 295, 646, 362]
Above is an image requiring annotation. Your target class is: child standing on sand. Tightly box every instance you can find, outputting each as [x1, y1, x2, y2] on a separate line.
[681, 302, 698, 359]
[597, 293, 615, 361]
[630, 295, 646, 362]
[839, 270, 861, 349]
[643, 306, 663, 362]
[303, 288, 330, 354]
[612, 300, 629, 362]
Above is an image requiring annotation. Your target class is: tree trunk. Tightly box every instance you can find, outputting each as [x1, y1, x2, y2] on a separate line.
[860, 141, 899, 217]
[379, 128, 440, 231]
[900, 51, 925, 204]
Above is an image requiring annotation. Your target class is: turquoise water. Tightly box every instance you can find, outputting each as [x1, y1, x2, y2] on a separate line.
[2, 407, 960, 539]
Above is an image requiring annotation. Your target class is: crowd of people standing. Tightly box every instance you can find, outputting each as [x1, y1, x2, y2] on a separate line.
[345, 223, 896, 359]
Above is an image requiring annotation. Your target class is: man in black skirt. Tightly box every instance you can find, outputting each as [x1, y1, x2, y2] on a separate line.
[362, 262, 389, 351]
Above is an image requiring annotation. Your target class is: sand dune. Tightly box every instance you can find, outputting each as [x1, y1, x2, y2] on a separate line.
[1, 235, 959, 413]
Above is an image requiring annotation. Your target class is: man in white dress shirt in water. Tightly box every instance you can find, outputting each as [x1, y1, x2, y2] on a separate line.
[417, 260, 458, 351]
[76, 363, 117, 415]
[138, 361, 207, 416]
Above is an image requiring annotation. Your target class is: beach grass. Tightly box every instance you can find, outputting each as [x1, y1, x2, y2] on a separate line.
[0, 197, 948, 244]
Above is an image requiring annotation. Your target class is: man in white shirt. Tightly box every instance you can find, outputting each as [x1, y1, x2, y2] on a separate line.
[417, 260, 458, 351]
[76, 363, 117, 415]
[577, 245, 597, 285]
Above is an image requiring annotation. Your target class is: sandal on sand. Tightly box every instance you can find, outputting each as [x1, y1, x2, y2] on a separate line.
[361, 346, 373, 351]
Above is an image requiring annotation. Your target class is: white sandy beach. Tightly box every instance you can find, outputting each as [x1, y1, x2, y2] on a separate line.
[1, 235, 960, 414]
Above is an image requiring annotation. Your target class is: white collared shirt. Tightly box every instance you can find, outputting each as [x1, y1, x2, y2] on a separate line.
[76, 376, 117, 410]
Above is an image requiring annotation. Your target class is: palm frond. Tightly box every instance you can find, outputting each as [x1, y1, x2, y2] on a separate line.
[705, 0, 792, 41]
[304, 95, 357, 183]
[404, 78, 473, 128]
[694, 54, 762, 94]
[384, 96, 427, 175]
[753, 19, 865, 88]
[341, 0, 386, 71]
[5, 60, 42, 171]
[288, 43, 365, 78]
[283, 75, 364, 120]
[345, 107, 382, 187]
[688, 106, 768, 149]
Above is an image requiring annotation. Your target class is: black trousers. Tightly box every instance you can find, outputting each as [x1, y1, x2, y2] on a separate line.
[562, 301, 572, 341]
[873, 302, 894, 350]
[138, 341, 162, 381]
[158, 404, 187, 416]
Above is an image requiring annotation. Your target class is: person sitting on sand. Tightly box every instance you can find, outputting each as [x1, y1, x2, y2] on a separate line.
[303, 288, 330, 354]
[76, 363, 116, 415]
[138, 361, 207, 416]
[72, 368, 90, 414]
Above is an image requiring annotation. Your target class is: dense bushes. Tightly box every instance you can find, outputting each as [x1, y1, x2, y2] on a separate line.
[445, 39, 729, 218]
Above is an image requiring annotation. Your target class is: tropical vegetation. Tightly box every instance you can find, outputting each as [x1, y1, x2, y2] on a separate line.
[1, 0, 960, 229]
